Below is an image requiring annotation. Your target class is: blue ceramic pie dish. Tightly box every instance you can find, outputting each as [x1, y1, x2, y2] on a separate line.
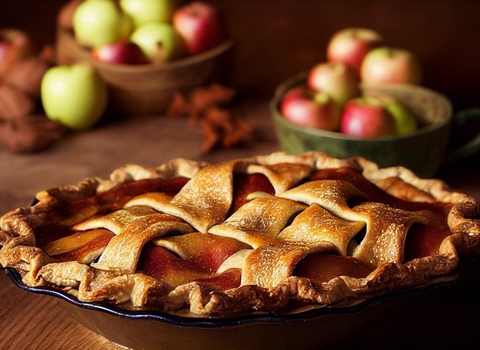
[4, 265, 463, 350]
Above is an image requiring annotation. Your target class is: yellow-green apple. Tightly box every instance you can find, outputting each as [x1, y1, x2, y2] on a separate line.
[307, 62, 359, 108]
[340, 97, 397, 138]
[0, 28, 37, 79]
[72, 0, 133, 48]
[326, 27, 383, 74]
[280, 86, 341, 131]
[120, 0, 175, 28]
[92, 40, 148, 64]
[130, 22, 185, 63]
[360, 46, 423, 85]
[384, 99, 417, 136]
[172, 1, 229, 56]
[41, 63, 108, 131]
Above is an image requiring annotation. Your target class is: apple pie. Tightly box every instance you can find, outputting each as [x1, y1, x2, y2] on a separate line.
[1, 152, 479, 317]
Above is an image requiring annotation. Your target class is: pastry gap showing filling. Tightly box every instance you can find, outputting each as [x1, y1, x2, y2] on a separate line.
[403, 223, 451, 261]
[347, 226, 367, 255]
[44, 229, 115, 263]
[229, 172, 275, 215]
[137, 239, 245, 290]
[294, 253, 374, 286]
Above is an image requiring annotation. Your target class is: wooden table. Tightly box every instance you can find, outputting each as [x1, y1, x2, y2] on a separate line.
[1, 98, 480, 349]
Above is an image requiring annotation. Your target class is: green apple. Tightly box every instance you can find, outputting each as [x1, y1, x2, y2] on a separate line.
[72, 0, 133, 48]
[41, 64, 108, 131]
[120, 0, 175, 28]
[384, 100, 418, 136]
[130, 22, 185, 63]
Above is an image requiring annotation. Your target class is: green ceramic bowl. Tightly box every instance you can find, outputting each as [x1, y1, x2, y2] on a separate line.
[271, 72, 454, 178]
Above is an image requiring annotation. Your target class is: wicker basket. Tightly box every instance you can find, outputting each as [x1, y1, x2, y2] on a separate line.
[55, 29, 235, 116]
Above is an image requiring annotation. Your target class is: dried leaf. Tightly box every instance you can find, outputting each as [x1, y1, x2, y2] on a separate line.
[0, 114, 67, 153]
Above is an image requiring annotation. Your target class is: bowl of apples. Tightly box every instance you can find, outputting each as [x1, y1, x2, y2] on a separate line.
[55, 0, 234, 116]
[270, 27, 480, 178]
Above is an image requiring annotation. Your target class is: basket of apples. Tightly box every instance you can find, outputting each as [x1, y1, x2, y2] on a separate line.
[271, 28, 461, 178]
[55, 0, 234, 116]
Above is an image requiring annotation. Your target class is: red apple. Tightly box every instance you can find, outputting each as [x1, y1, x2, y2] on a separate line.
[360, 46, 423, 85]
[92, 40, 148, 65]
[0, 28, 37, 79]
[340, 97, 397, 138]
[307, 62, 359, 108]
[280, 86, 341, 131]
[327, 28, 383, 74]
[172, 1, 229, 56]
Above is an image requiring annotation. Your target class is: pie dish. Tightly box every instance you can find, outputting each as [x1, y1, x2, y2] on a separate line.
[6, 265, 461, 350]
[1, 151, 480, 319]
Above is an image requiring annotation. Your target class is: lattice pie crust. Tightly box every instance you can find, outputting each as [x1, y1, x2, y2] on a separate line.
[1, 152, 479, 316]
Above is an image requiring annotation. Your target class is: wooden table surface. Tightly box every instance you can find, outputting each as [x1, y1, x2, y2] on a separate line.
[1, 98, 480, 349]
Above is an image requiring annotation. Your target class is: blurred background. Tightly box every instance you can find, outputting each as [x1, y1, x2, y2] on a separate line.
[1, 0, 479, 112]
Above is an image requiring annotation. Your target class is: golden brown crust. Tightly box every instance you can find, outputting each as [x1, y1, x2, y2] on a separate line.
[1, 151, 479, 317]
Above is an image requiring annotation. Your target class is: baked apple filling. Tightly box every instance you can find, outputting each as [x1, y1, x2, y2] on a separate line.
[1, 152, 479, 316]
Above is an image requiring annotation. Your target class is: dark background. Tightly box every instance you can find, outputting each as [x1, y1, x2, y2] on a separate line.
[1, 0, 479, 112]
